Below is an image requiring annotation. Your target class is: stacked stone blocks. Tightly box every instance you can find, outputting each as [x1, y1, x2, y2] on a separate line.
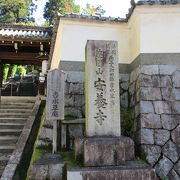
[64, 71, 85, 118]
[130, 64, 180, 179]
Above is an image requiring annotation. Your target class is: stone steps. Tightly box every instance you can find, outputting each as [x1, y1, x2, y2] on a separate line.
[0, 136, 19, 145]
[0, 165, 5, 178]
[0, 146, 15, 153]
[0, 129, 22, 136]
[1, 96, 36, 103]
[0, 96, 36, 178]
[0, 118, 27, 123]
[0, 123, 25, 129]
[0, 156, 9, 166]
[0, 109, 32, 113]
[0, 113, 30, 118]
[0, 102, 34, 108]
[67, 161, 157, 180]
[0, 153, 11, 177]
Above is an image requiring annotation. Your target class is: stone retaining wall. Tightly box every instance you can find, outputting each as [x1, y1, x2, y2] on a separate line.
[132, 64, 180, 179]
[119, 73, 130, 108]
[47, 56, 180, 179]
[61, 58, 180, 179]
[64, 71, 85, 118]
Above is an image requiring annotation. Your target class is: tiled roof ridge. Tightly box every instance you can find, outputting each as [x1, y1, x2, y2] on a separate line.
[0, 24, 52, 40]
[137, 0, 180, 6]
[0, 24, 52, 32]
[59, 0, 180, 22]
[59, 13, 127, 23]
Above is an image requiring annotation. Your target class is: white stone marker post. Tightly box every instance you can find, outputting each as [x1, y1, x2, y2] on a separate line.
[83, 40, 134, 167]
[46, 69, 65, 153]
[68, 40, 156, 180]
[85, 40, 121, 137]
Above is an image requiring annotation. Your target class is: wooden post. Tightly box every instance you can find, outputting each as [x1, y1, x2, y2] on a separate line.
[61, 123, 67, 149]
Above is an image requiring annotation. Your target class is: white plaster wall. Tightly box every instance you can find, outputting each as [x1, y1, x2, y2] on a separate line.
[139, 7, 180, 53]
[129, 13, 141, 62]
[50, 5, 180, 69]
[60, 21, 130, 63]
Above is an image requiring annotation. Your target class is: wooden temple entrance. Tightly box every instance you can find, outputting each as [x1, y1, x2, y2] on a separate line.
[0, 24, 52, 97]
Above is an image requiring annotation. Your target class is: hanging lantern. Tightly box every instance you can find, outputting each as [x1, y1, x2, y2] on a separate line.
[42, 60, 48, 74]
[40, 44, 44, 51]
[14, 42, 18, 53]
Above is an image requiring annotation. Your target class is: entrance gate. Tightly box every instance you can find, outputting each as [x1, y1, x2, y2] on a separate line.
[0, 24, 52, 98]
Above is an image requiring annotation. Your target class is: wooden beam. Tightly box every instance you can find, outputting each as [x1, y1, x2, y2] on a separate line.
[0, 37, 51, 44]
[0, 52, 38, 60]
[1, 59, 41, 65]
[0, 41, 50, 48]
[0, 52, 42, 65]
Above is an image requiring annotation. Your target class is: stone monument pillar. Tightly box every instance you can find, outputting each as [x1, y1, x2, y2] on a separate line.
[68, 41, 157, 180]
[46, 69, 65, 153]
[84, 40, 134, 166]
[85, 40, 120, 137]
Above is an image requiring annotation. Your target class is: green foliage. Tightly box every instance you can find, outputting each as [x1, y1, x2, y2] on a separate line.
[121, 107, 134, 137]
[82, 3, 106, 16]
[16, 65, 26, 76]
[64, 115, 78, 120]
[3, 64, 10, 82]
[44, 0, 80, 25]
[31, 149, 50, 163]
[160, 177, 168, 180]
[62, 151, 83, 167]
[0, 0, 36, 23]
[14, 21, 38, 26]
[7, 64, 17, 79]
[11, 65, 18, 78]
[61, 151, 83, 179]
[26, 106, 48, 180]
[2, 64, 37, 83]
[41, 21, 50, 27]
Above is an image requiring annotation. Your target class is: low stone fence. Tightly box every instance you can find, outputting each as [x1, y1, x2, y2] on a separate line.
[61, 119, 85, 150]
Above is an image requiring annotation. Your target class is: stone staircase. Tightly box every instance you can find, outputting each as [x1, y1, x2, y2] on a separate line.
[0, 96, 36, 178]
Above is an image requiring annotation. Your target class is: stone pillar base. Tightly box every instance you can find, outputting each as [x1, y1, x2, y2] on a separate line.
[67, 161, 158, 180]
[75, 136, 135, 167]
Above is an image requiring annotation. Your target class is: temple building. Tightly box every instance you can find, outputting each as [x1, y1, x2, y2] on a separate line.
[0, 1, 180, 179]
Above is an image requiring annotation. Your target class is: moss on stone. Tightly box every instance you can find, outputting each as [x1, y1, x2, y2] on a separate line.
[121, 107, 134, 137]
[64, 115, 78, 120]
[62, 151, 83, 168]
[26, 106, 47, 180]
[31, 148, 51, 163]
[160, 177, 168, 180]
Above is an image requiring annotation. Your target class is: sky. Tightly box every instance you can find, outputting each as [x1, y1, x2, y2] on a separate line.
[33, 0, 138, 25]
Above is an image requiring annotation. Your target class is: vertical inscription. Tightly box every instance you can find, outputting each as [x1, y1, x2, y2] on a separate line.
[86, 40, 120, 136]
[46, 69, 64, 120]
[51, 91, 59, 117]
[107, 43, 116, 106]
[94, 48, 107, 126]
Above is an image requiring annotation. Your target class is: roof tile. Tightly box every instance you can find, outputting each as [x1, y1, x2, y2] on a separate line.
[0, 25, 52, 40]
